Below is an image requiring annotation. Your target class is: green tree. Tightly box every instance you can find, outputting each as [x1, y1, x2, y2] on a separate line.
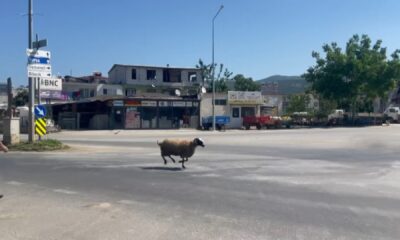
[286, 94, 310, 114]
[196, 59, 232, 93]
[233, 74, 261, 91]
[303, 34, 400, 113]
[13, 89, 29, 107]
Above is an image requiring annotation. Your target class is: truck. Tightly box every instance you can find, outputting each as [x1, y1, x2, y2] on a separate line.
[384, 106, 400, 123]
[202, 115, 230, 130]
[242, 115, 281, 130]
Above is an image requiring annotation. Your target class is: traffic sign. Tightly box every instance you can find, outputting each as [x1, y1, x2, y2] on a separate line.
[26, 49, 51, 58]
[34, 105, 47, 118]
[35, 118, 47, 137]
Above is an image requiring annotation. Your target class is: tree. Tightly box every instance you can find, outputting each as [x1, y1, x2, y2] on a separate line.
[303, 34, 400, 113]
[233, 74, 261, 91]
[13, 89, 29, 107]
[286, 94, 310, 114]
[196, 59, 232, 93]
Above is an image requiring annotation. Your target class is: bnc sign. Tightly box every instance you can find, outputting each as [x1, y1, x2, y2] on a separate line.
[36, 78, 62, 91]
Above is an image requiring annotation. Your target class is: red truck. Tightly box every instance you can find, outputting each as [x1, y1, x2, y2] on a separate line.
[243, 115, 282, 130]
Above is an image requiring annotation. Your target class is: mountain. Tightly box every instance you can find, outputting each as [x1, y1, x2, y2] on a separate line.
[257, 75, 309, 95]
[257, 75, 304, 83]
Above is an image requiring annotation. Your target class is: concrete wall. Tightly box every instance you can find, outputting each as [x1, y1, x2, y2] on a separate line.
[200, 93, 229, 119]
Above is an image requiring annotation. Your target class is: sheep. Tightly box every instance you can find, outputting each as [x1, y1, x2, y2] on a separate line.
[157, 138, 205, 168]
[0, 141, 8, 153]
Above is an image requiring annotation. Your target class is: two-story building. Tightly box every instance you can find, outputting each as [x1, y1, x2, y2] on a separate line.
[108, 64, 203, 97]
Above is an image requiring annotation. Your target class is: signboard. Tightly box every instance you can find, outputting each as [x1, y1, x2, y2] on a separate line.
[36, 78, 62, 91]
[27, 49, 52, 78]
[141, 101, 157, 107]
[113, 100, 124, 107]
[227, 91, 263, 105]
[40, 90, 68, 100]
[173, 101, 186, 107]
[34, 105, 46, 118]
[27, 49, 51, 58]
[35, 118, 47, 137]
[125, 100, 141, 106]
[28, 69, 51, 78]
[186, 101, 193, 107]
[158, 101, 172, 107]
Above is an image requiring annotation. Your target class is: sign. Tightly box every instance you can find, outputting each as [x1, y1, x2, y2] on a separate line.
[34, 105, 47, 118]
[227, 91, 263, 105]
[158, 101, 172, 107]
[28, 64, 51, 72]
[26, 49, 51, 58]
[113, 100, 124, 107]
[37, 78, 62, 91]
[32, 39, 48, 49]
[125, 100, 141, 106]
[141, 101, 157, 107]
[40, 90, 68, 100]
[186, 101, 193, 107]
[35, 118, 47, 137]
[28, 62, 52, 77]
[173, 101, 186, 107]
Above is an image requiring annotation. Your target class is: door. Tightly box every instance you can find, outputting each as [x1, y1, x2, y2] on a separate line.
[230, 107, 242, 128]
[112, 107, 124, 129]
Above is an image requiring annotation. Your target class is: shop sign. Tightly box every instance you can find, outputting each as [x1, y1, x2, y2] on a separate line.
[228, 91, 263, 105]
[173, 101, 186, 107]
[193, 102, 199, 107]
[159, 101, 172, 107]
[113, 100, 124, 107]
[186, 101, 193, 107]
[141, 101, 157, 107]
[125, 99, 141, 106]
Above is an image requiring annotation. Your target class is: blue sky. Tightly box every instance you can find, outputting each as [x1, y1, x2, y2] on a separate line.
[1, 0, 400, 86]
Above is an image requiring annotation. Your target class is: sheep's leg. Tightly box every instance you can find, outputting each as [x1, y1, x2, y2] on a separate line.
[162, 155, 168, 165]
[181, 158, 186, 169]
[168, 156, 176, 163]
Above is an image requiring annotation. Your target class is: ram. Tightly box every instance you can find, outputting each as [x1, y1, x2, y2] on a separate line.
[157, 138, 205, 168]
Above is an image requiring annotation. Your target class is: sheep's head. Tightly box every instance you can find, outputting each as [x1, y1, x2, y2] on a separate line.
[194, 138, 205, 147]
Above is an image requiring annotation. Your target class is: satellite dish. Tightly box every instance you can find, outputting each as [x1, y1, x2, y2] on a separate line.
[201, 86, 206, 94]
[151, 84, 156, 88]
[175, 89, 181, 96]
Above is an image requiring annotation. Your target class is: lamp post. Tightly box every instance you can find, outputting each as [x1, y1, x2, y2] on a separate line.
[212, 5, 224, 131]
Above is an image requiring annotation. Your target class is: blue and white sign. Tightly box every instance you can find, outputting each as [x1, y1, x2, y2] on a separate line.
[34, 105, 47, 118]
[28, 56, 50, 64]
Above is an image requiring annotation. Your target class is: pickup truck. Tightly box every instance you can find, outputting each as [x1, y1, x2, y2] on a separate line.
[202, 115, 230, 130]
[242, 115, 281, 130]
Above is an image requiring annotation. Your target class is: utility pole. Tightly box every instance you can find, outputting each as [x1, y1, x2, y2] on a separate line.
[28, 0, 35, 142]
[211, 5, 224, 131]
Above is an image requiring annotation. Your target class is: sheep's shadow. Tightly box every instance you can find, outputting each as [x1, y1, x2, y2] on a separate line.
[140, 166, 183, 171]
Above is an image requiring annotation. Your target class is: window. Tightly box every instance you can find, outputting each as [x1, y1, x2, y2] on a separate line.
[215, 99, 227, 105]
[147, 70, 156, 80]
[131, 69, 136, 79]
[90, 89, 95, 97]
[163, 69, 181, 82]
[188, 72, 197, 82]
[125, 88, 136, 97]
[103, 88, 108, 95]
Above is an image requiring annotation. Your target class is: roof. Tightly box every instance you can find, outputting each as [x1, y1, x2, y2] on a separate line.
[108, 64, 200, 73]
[48, 93, 197, 106]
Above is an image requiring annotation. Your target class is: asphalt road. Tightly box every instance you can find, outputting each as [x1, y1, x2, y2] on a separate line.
[1, 126, 400, 239]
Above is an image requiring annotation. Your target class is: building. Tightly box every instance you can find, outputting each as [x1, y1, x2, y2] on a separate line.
[200, 91, 264, 129]
[108, 64, 203, 97]
[50, 95, 200, 130]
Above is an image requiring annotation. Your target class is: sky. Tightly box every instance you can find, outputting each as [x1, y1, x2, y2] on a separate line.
[2, 0, 400, 86]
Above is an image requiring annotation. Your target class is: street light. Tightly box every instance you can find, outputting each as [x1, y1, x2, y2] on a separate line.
[212, 5, 224, 131]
